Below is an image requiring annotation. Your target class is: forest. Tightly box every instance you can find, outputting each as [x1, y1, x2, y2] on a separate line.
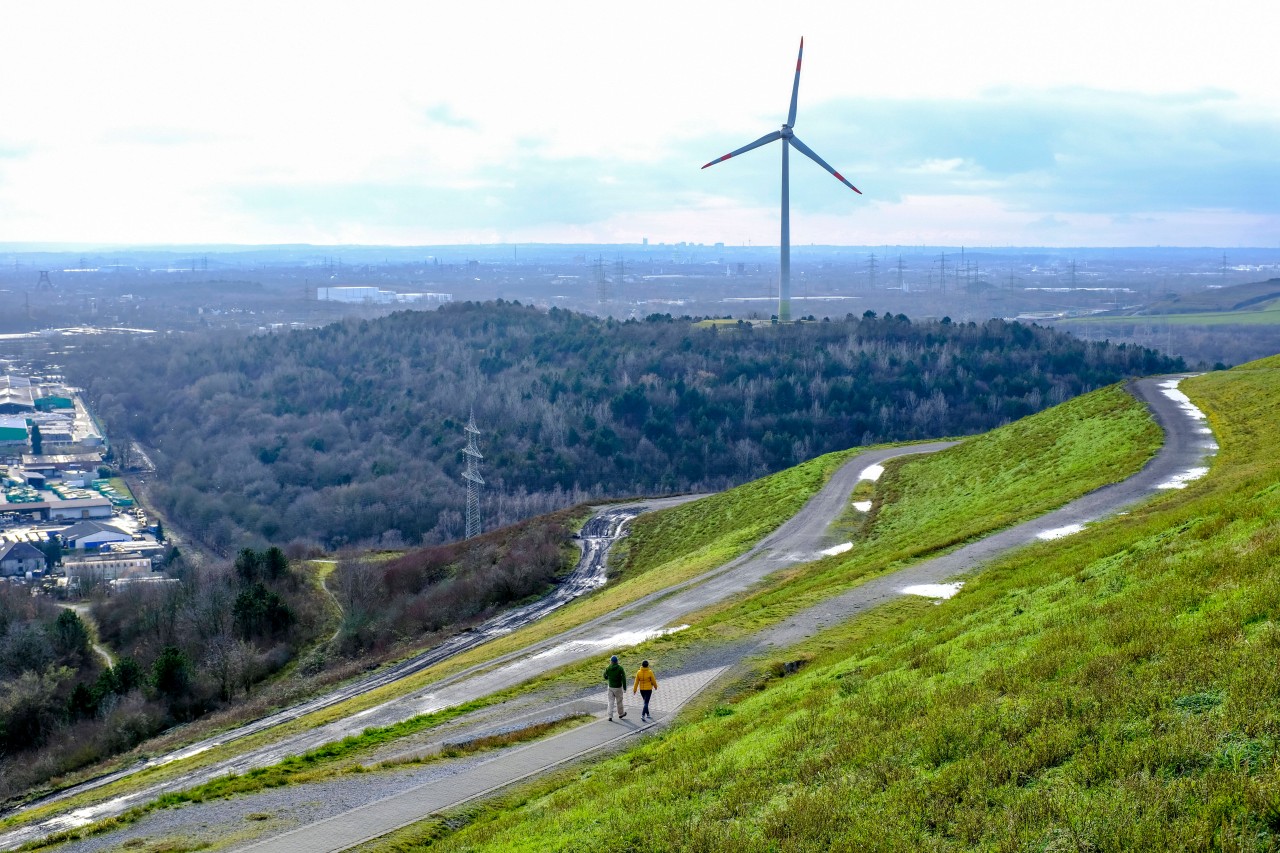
[331, 507, 580, 657]
[0, 549, 327, 802]
[63, 302, 1184, 553]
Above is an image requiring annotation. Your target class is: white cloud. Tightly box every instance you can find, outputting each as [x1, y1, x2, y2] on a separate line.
[1, 0, 1277, 245]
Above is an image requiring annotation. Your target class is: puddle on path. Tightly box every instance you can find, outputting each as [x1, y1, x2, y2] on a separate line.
[901, 582, 964, 600]
[1155, 377, 1216, 490]
[1158, 377, 1208, 422]
[526, 625, 690, 663]
[1037, 523, 1085, 540]
[1158, 467, 1210, 489]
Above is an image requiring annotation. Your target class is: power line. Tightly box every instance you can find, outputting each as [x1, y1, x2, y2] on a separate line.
[462, 411, 485, 539]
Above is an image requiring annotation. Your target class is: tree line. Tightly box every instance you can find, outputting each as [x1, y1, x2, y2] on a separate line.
[62, 302, 1184, 553]
[331, 507, 579, 657]
[0, 548, 327, 803]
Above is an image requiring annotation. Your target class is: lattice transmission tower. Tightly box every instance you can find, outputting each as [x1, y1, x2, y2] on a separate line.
[462, 410, 485, 538]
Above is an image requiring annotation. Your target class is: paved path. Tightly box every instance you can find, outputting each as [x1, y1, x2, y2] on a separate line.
[759, 375, 1216, 649]
[233, 667, 727, 853]
[229, 375, 1212, 851]
[1, 496, 692, 829]
[0, 376, 1213, 850]
[0, 443, 946, 851]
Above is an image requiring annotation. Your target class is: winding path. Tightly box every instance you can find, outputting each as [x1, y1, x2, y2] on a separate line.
[56, 604, 115, 670]
[0, 376, 1214, 851]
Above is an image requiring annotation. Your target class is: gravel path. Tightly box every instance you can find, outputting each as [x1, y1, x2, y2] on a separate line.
[46, 754, 498, 853]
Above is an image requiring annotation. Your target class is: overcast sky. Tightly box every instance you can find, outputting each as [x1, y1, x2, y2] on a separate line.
[2, 0, 1277, 248]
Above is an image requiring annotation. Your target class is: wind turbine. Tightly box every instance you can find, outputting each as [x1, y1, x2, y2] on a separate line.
[702, 38, 861, 323]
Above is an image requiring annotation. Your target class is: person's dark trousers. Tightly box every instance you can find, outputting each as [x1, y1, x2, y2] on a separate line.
[640, 689, 653, 717]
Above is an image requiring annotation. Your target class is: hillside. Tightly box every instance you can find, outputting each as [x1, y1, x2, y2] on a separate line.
[61, 302, 1181, 554]
[1060, 278, 1280, 368]
[0, 379, 1176, 849]
[359, 361, 1280, 851]
[1144, 277, 1280, 315]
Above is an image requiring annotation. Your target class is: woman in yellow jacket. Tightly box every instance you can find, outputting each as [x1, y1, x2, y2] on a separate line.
[632, 660, 658, 721]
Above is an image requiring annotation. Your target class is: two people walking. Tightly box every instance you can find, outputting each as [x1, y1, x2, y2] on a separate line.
[602, 655, 659, 722]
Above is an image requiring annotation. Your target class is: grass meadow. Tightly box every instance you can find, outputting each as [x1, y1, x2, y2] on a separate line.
[4, 381, 1173, 845]
[386, 364, 1280, 851]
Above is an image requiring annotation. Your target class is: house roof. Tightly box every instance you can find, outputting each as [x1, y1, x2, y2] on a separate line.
[0, 541, 44, 562]
[60, 520, 130, 540]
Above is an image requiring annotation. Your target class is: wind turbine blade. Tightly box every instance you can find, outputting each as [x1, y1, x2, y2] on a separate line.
[790, 134, 862, 194]
[701, 130, 783, 169]
[787, 37, 804, 127]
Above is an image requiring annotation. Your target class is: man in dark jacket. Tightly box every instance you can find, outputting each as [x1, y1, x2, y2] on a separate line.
[603, 655, 627, 721]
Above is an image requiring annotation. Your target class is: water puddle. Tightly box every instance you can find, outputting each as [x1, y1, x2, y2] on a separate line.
[1158, 377, 1208, 422]
[901, 582, 964, 600]
[1158, 467, 1211, 489]
[525, 625, 690, 663]
[37, 793, 137, 835]
[1037, 523, 1085, 540]
[1155, 377, 1215, 489]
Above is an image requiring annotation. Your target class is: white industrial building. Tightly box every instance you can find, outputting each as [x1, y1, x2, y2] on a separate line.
[317, 286, 451, 305]
[60, 519, 132, 548]
[0, 376, 35, 414]
[64, 554, 153, 582]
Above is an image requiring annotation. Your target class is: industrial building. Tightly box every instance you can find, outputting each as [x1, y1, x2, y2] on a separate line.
[0, 375, 105, 455]
[316, 286, 452, 304]
[64, 554, 153, 582]
[0, 376, 35, 414]
[59, 519, 132, 548]
[0, 416, 28, 447]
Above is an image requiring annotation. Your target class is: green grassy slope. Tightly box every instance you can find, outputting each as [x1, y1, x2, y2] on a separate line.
[402, 363, 1280, 851]
[1071, 304, 1280, 327]
[0, 382, 1168, 843]
[616, 447, 861, 581]
[0, 449, 867, 836]
[687, 384, 1162, 632]
[370, 377, 1245, 851]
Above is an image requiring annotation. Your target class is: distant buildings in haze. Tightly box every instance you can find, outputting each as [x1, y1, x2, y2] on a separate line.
[317, 286, 452, 305]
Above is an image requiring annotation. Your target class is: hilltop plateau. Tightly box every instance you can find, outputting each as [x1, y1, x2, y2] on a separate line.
[59, 302, 1179, 554]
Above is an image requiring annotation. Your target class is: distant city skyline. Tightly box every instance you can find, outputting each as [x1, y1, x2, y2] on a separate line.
[1, 0, 1277, 248]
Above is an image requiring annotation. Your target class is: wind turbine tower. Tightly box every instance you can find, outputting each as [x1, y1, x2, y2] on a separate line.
[702, 38, 862, 323]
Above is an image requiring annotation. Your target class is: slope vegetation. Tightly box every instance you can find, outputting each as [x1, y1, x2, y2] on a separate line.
[0, 381, 1167, 846]
[401, 366, 1280, 851]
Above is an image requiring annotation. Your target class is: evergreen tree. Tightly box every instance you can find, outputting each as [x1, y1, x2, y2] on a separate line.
[51, 609, 89, 658]
[151, 646, 192, 699]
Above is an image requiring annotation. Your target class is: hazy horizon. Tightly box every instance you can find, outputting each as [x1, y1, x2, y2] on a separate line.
[3, 1, 1277, 248]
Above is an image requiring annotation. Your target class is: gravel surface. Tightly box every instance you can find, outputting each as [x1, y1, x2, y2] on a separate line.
[47, 753, 496, 853]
